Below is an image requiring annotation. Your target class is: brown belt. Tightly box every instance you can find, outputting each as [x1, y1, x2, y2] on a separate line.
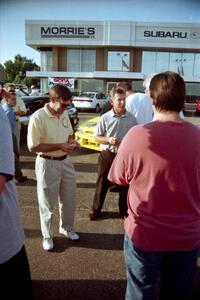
[39, 154, 67, 161]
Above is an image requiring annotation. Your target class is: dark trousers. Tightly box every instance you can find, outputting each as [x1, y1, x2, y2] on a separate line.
[0, 246, 32, 299]
[12, 133, 24, 180]
[92, 150, 128, 217]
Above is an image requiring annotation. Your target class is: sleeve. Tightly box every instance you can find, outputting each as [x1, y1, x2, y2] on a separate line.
[94, 115, 106, 136]
[179, 110, 184, 119]
[17, 97, 27, 113]
[67, 113, 73, 136]
[0, 106, 14, 178]
[108, 129, 134, 185]
[126, 95, 137, 116]
[5, 109, 15, 133]
[27, 113, 44, 150]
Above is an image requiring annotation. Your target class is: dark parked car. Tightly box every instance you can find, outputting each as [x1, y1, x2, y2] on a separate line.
[184, 95, 200, 115]
[20, 95, 79, 138]
[185, 95, 200, 103]
[21, 95, 49, 116]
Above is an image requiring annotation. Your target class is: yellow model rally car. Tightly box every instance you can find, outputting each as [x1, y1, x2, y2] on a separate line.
[75, 116, 101, 151]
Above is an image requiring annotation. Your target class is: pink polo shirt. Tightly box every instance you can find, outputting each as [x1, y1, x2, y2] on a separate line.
[108, 120, 200, 251]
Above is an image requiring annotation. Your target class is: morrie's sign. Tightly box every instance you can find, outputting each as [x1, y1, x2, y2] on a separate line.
[41, 26, 95, 38]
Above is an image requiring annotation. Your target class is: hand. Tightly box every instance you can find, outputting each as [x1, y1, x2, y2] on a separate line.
[69, 139, 82, 150]
[59, 142, 77, 153]
[26, 108, 31, 115]
[109, 137, 119, 146]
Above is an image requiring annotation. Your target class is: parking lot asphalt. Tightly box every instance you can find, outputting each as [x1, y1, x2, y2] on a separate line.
[17, 113, 200, 300]
[18, 138, 126, 300]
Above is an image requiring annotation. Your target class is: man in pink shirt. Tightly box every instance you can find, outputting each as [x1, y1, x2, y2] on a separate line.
[108, 71, 200, 300]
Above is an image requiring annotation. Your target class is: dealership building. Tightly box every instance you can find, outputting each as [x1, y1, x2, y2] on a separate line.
[25, 20, 200, 95]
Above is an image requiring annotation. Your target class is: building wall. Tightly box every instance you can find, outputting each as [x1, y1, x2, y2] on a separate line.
[25, 20, 200, 94]
[96, 49, 105, 71]
[26, 20, 200, 50]
[58, 48, 67, 71]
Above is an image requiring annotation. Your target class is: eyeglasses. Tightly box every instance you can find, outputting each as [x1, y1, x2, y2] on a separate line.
[52, 96, 71, 108]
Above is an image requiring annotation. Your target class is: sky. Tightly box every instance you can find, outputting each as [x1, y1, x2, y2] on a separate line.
[1, 0, 200, 66]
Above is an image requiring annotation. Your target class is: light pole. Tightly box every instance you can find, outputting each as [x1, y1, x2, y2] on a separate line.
[117, 53, 129, 71]
[176, 58, 186, 76]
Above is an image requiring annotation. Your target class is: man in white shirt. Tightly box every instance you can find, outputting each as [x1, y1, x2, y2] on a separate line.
[124, 82, 153, 125]
[30, 85, 39, 96]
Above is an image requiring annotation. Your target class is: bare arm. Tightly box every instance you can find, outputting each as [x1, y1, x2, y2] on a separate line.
[94, 135, 119, 146]
[15, 109, 26, 116]
[29, 142, 77, 154]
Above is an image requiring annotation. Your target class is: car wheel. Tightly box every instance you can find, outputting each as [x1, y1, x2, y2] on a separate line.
[95, 104, 100, 113]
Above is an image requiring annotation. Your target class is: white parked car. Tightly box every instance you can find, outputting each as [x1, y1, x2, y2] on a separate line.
[72, 92, 108, 112]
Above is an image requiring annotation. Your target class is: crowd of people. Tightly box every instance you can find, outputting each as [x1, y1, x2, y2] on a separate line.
[1, 71, 200, 300]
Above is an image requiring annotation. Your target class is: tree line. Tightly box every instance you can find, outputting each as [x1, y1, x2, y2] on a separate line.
[3, 54, 40, 87]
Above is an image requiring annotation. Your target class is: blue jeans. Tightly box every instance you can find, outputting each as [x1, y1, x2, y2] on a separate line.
[124, 234, 199, 300]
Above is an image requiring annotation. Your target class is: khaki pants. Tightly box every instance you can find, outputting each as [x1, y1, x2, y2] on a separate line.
[35, 155, 76, 239]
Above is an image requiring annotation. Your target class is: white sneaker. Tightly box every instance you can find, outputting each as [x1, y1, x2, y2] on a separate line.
[59, 228, 80, 241]
[43, 238, 54, 251]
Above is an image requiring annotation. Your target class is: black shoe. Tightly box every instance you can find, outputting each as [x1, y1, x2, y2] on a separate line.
[89, 210, 100, 221]
[119, 212, 128, 219]
[16, 176, 27, 183]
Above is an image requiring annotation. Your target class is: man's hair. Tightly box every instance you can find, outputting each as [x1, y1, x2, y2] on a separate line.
[143, 73, 156, 91]
[49, 84, 72, 100]
[116, 81, 132, 91]
[4, 83, 15, 90]
[110, 86, 125, 99]
[149, 71, 185, 112]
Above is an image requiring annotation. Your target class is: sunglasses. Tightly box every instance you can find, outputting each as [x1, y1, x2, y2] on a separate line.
[52, 96, 71, 108]
[60, 102, 71, 108]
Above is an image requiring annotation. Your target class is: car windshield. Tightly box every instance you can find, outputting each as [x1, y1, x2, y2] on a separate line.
[79, 93, 95, 98]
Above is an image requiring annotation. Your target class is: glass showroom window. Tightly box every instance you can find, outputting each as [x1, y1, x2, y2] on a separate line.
[40, 51, 52, 72]
[81, 50, 96, 71]
[168, 52, 194, 76]
[142, 51, 200, 78]
[142, 52, 156, 74]
[155, 52, 169, 72]
[108, 51, 130, 71]
[193, 54, 200, 78]
[67, 49, 96, 72]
